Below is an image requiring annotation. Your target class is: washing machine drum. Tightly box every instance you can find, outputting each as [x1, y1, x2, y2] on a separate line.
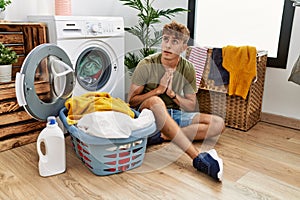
[15, 44, 76, 121]
[76, 47, 111, 91]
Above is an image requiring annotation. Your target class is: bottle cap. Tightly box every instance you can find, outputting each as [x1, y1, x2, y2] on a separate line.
[47, 116, 56, 125]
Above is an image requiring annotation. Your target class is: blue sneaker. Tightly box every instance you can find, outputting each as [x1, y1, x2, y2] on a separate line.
[193, 149, 223, 181]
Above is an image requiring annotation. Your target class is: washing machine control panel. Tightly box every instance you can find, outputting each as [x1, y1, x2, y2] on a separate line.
[85, 21, 123, 36]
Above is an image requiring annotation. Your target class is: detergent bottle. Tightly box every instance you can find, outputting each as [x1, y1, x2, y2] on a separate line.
[37, 116, 66, 177]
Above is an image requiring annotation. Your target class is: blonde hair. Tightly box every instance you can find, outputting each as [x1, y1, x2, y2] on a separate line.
[163, 21, 190, 44]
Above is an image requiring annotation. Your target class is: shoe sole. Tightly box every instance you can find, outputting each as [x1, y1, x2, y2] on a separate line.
[207, 149, 223, 181]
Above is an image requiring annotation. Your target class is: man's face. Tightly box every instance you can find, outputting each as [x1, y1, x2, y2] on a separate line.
[161, 34, 187, 61]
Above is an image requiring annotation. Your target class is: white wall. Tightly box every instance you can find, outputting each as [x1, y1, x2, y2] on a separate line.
[5, 0, 300, 120]
[262, 8, 300, 120]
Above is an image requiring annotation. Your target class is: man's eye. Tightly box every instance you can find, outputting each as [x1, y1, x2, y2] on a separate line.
[172, 40, 179, 45]
[163, 37, 169, 42]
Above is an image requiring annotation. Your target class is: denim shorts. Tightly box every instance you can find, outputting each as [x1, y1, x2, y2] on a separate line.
[167, 108, 197, 127]
[133, 107, 197, 127]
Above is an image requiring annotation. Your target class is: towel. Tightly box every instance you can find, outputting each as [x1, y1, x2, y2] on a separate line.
[288, 54, 300, 86]
[77, 109, 155, 138]
[208, 48, 230, 86]
[187, 46, 208, 87]
[222, 45, 257, 99]
[65, 92, 134, 125]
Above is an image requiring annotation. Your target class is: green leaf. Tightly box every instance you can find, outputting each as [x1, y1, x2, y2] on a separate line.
[119, 0, 143, 11]
[124, 52, 141, 70]
[0, 42, 18, 65]
[157, 8, 189, 19]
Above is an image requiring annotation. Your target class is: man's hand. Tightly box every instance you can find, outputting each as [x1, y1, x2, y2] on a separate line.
[157, 70, 172, 94]
[166, 69, 176, 98]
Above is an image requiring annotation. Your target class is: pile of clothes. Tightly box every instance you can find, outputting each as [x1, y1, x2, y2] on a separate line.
[188, 45, 257, 99]
[65, 92, 155, 139]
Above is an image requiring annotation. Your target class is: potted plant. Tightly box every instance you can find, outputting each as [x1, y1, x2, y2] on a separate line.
[0, 42, 18, 82]
[0, 0, 11, 11]
[0, 0, 11, 20]
[119, 0, 188, 73]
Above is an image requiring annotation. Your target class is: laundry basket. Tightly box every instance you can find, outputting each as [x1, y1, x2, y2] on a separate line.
[59, 107, 157, 175]
[186, 47, 267, 131]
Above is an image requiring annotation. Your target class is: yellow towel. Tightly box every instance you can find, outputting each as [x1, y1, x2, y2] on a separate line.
[222, 45, 257, 99]
[65, 92, 134, 125]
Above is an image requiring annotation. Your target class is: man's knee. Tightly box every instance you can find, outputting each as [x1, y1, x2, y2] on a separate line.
[212, 115, 225, 133]
[142, 96, 165, 109]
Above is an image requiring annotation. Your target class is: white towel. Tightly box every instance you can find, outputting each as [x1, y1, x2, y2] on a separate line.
[187, 46, 208, 86]
[77, 109, 155, 138]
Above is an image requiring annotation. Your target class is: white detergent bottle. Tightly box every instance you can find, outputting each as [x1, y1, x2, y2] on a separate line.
[37, 116, 66, 177]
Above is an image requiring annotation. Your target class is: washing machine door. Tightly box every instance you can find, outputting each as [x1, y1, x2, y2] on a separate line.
[15, 44, 75, 121]
[75, 47, 112, 92]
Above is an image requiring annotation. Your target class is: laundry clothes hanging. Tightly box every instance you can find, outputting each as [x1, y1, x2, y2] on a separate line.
[77, 109, 155, 138]
[65, 92, 134, 125]
[288, 54, 300, 86]
[208, 48, 230, 86]
[222, 45, 257, 99]
[187, 46, 208, 87]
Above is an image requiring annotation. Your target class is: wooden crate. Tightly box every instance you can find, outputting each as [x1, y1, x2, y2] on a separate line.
[0, 22, 48, 152]
[0, 22, 47, 79]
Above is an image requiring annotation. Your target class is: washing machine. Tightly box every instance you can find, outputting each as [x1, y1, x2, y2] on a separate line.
[15, 16, 125, 121]
[28, 15, 125, 99]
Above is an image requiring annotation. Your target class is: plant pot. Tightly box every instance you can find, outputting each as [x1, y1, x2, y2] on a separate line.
[55, 0, 72, 15]
[0, 64, 12, 83]
[0, 9, 6, 20]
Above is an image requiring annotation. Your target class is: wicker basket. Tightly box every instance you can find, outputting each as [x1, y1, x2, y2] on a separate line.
[187, 47, 267, 131]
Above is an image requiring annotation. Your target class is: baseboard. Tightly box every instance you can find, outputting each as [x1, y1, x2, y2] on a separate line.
[261, 112, 300, 130]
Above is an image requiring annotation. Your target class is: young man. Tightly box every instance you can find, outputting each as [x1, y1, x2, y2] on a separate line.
[128, 21, 225, 181]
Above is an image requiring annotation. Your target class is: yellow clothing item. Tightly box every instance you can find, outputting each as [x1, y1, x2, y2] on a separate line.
[65, 92, 134, 125]
[222, 45, 257, 99]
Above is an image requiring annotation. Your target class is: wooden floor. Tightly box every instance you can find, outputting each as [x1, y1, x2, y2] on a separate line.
[0, 121, 299, 200]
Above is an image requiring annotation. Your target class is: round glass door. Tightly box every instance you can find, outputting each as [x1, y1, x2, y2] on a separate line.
[76, 47, 112, 91]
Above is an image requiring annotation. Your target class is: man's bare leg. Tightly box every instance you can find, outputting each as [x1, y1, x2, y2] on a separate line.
[140, 96, 200, 159]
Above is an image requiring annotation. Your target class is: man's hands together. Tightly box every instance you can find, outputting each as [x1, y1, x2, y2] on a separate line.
[157, 69, 176, 99]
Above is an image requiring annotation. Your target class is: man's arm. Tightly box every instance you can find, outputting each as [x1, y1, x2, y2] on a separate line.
[128, 84, 156, 108]
[172, 93, 197, 112]
[165, 75, 197, 111]
[128, 71, 171, 108]
[128, 83, 167, 108]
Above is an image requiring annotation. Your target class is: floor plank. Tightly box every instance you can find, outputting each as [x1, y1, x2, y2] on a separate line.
[237, 171, 300, 200]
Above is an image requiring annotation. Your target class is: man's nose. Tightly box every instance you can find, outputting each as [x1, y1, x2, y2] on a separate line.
[165, 41, 172, 48]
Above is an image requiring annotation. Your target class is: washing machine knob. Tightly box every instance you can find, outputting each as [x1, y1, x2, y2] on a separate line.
[90, 24, 99, 33]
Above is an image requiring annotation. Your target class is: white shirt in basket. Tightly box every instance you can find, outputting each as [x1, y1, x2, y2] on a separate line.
[77, 109, 155, 138]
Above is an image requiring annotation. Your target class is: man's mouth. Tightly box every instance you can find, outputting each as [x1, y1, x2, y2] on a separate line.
[163, 50, 172, 54]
